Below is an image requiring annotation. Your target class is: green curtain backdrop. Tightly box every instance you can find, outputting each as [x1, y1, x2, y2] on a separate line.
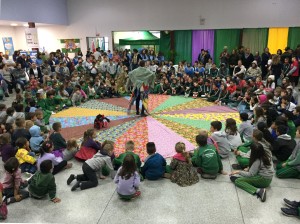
[174, 30, 192, 64]
[242, 28, 268, 54]
[159, 31, 171, 60]
[288, 27, 300, 49]
[214, 29, 241, 65]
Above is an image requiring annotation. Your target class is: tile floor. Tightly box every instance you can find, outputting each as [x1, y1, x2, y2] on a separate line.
[1, 153, 299, 224]
[1, 93, 300, 224]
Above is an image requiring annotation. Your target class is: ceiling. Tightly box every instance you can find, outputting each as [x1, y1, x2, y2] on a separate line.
[0, 20, 52, 27]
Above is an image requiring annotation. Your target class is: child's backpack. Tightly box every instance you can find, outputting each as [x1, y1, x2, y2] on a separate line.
[0, 202, 7, 220]
[94, 114, 110, 130]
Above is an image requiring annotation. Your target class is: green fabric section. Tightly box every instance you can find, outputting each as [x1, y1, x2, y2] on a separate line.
[174, 30, 192, 64]
[159, 31, 171, 60]
[157, 116, 212, 129]
[152, 96, 193, 113]
[214, 29, 241, 66]
[288, 27, 300, 49]
[242, 28, 268, 54]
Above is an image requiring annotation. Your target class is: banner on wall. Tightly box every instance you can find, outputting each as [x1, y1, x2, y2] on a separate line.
[2, 37, 14, 56]
[19, 51, 38, 63]
[60, 39, 81, 53]
[25, 28, 39, 49]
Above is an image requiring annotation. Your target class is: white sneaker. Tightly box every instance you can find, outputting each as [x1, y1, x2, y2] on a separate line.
[51, 111, 56, 115]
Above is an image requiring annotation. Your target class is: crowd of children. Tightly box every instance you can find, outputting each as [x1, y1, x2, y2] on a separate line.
[0, 46, 299, 220]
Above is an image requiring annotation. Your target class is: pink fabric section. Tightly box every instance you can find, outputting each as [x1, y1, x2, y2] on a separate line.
[147, 117, 195, 158]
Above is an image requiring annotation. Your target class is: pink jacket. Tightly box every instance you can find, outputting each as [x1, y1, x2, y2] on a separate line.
[2, 168, 23, 189]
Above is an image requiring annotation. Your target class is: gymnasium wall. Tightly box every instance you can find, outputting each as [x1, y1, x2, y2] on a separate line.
[1, 0, 300, 54]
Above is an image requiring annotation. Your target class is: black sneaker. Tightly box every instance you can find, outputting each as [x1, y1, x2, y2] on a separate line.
[71, 181, 81, 191]
[281, 207, 299, 217]
[284, 198, 300, 208]
[257, 188, 266, 202]
[67, 174, 75, 185]
[232, 164, 242, 170]
[140, 113, 147, 117]
[4, 93, 9, 97]
[230, 175, 239, 183]
[201, 173, 217, 179]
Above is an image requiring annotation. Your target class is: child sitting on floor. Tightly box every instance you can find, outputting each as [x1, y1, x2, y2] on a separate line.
[2, 157, 29, 205]
[49, 122, 67, 156]
[192, 134, 225, 179]
[114, 154, 141, 200]
[37, 141, 72, 175]
[15, 137, 37, 174]
[169, 142, 199, 186]
[210, 121, 231, 159]
[141, 142, 167, 180]
[276, 127, 300, 179]
[28, 160, 61, 203]
[0, 133, 15, 162]
[232, 129, 272, 170]
[238, 113, 253, 143]
[29, 125, 45, 153]
[230, 142, 274, 203]
[225, 118, 242, 150]
[67, 141, 115, 191]
[11, 118, 31, 147]
[75, 129, 102, 161]
[63, 138, 79, 161]
[113, 140, 141, 170]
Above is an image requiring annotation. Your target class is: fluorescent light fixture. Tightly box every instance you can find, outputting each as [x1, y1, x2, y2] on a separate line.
[10, 23, 18, 26]
[23, 24, 29, 27]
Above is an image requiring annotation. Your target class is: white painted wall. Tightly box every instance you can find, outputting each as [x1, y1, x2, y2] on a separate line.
[2, 0, 300, 55]
[65, 0, 300, 53]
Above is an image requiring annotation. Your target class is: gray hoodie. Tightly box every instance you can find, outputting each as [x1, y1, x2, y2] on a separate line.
[287, 142, 300, 171]
[211, 131, 231, 158]
[239, 158, 274, 179]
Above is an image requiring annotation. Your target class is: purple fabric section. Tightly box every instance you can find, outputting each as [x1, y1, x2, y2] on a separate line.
[161, 105, 236, 115]
[192, 30, 215, 63]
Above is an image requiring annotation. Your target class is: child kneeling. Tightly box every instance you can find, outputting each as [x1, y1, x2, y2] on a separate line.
[28, 160, 61, 203]
[67, 141, 115, 191]
[192, 134, 226, 179]
[114, 154, 141, 200]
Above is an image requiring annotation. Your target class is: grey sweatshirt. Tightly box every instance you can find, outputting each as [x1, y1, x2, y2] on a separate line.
[211, 131, 231, 158]
[238, 120, 253, 142]
[239, 139, 272, 159]
[239, 159, 274, 179]
[287, 142, 300, 171]
[85, 152, 114, 177]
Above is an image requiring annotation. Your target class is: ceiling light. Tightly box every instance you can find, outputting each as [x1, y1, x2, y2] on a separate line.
[10, 23, 18, 26]
[23, 24, 29, 27]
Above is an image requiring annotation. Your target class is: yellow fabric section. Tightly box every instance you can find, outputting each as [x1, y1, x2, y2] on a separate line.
[52, 108, 126, 117]
[267, 27, 289, 54]
[159, 113, 241, 124]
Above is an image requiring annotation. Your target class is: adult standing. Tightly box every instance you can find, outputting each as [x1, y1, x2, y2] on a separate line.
[270, 54, 282, 86]
[126, 61, 155, 116]
[261, 47, 271, 79]
[219, 46, 230, 67]
[228, 49, 239, 75]
[242, 48, 254, 70]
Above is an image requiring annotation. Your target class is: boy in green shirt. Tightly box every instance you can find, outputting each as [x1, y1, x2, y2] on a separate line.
[113, 140, 141, 170]
[192, 134, 225, 179]
[28, 160, 61, 203]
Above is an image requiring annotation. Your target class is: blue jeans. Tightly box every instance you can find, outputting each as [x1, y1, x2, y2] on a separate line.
[16, 79, 27, 90]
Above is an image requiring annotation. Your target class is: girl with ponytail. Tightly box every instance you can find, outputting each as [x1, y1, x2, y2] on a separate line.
[37, 140, 72, 175]
[169, 142, 199, 187]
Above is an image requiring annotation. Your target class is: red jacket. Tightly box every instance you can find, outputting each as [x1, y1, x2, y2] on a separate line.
[227, 85, 237, 94]
[291, 60, 299, 77]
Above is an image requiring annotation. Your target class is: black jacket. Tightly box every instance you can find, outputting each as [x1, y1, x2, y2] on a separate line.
[272, 134, 296, 162]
